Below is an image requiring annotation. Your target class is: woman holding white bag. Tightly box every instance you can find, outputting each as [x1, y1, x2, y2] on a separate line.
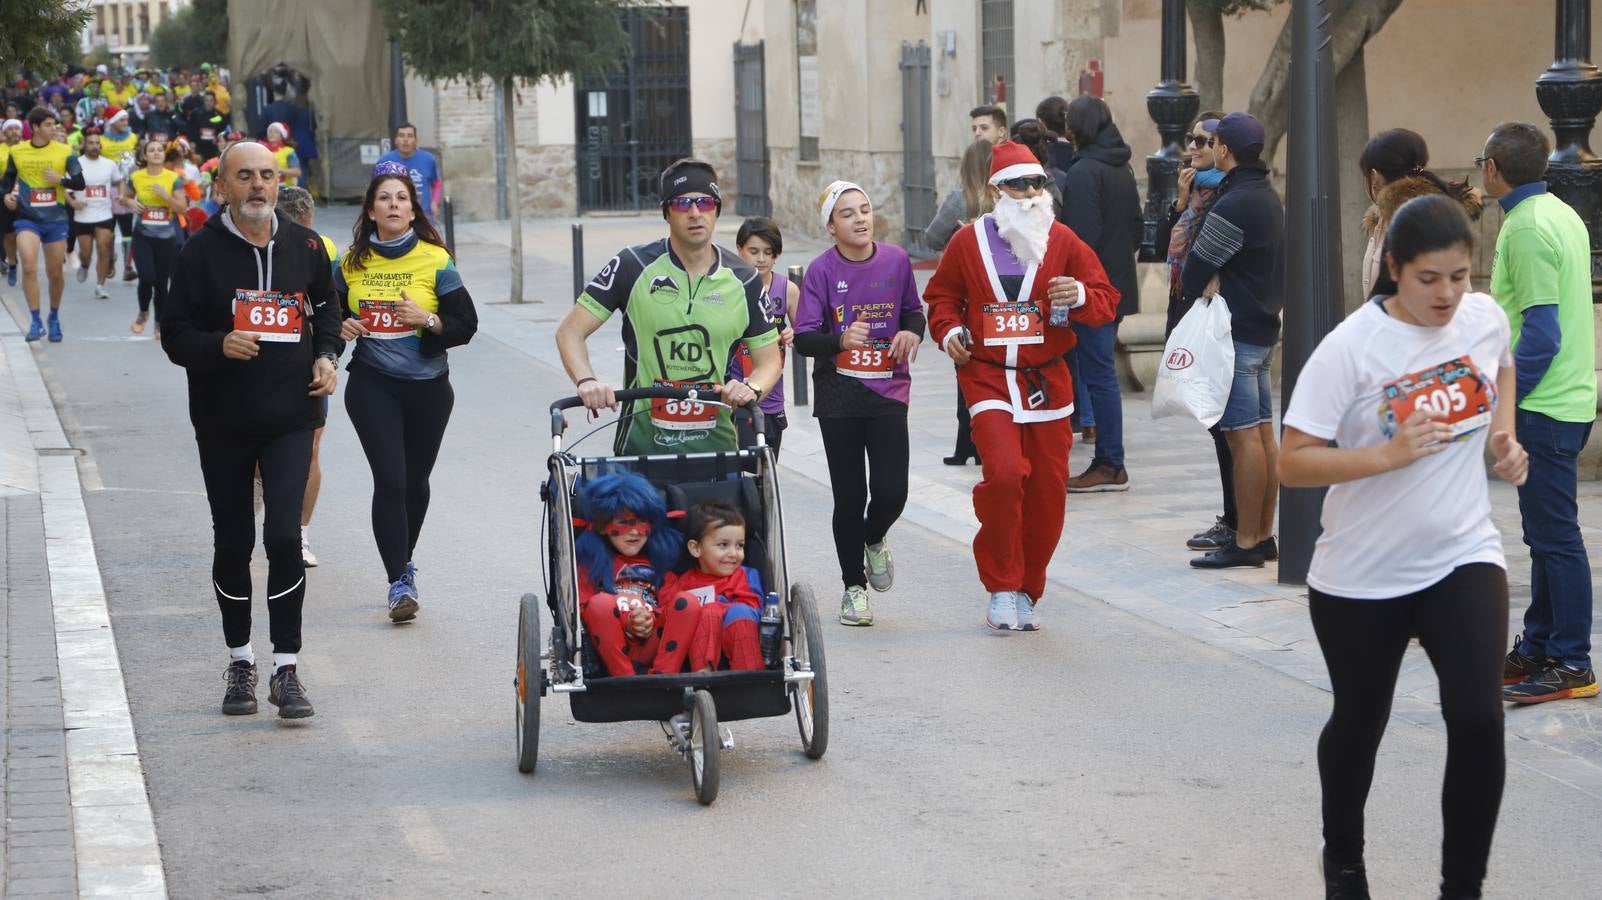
[1279, 194, 1526, 899]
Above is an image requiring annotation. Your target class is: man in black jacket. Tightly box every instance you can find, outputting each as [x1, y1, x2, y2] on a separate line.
[1179, 112, 1286, 569]
[1061, 96, 1144, 493]
[160, 141, 341, 719]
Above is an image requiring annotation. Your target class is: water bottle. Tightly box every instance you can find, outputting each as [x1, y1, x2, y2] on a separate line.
[1048, 276, 1072, 327]
[759, 593, 782, 665]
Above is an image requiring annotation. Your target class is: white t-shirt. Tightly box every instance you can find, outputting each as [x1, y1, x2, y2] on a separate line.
[72, 156, 120, 224]
[1282, 291, 1512, 599]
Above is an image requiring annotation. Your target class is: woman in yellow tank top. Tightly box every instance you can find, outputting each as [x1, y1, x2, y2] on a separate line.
[122, 138, 187, 334]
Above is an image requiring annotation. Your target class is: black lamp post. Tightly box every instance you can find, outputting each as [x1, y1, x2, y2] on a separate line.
[1537, 0, 1602, 302]
[1277, 0, 1345, 586]
[1139, 0, 1200, 263]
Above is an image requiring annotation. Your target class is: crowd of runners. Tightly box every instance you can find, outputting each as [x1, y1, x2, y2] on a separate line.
[4, 54, 1599, 899]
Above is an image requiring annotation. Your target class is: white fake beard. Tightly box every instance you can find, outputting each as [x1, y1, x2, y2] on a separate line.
[991, 192, 1054, 265]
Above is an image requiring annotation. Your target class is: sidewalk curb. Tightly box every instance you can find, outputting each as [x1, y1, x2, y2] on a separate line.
[1, 306, 167, 898]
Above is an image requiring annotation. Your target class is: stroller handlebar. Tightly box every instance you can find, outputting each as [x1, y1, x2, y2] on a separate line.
[549, 386, 765, 442]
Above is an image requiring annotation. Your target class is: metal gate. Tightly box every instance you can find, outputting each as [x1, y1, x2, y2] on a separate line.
[733, 41, 770, 216]
[900, 41, 936, 252]
[575, 7, 693, 212]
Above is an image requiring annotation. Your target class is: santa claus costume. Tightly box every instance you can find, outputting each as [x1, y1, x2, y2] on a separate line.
[923, 141, 1118, 630]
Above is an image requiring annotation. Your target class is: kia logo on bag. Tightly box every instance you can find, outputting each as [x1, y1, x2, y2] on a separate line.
[1166, 348, 1195, 370]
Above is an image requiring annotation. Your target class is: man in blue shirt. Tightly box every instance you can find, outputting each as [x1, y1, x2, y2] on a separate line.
[375, 122, 441, 221]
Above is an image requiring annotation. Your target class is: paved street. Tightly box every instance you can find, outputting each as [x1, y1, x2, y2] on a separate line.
[2, 213, 1601, 898]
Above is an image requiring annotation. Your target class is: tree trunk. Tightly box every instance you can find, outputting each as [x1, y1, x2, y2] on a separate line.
[1335, 46, 1371, 313]
[1247, 0, 1406, 165]
[1188, 0, 1226, 114]
[503, 75, 524, 304]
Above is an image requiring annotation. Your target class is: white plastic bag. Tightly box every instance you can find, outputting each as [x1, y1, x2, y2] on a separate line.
[1152, 294, 1235, 428]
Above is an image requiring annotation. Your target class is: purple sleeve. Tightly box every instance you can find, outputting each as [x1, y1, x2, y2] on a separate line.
[792, 257, 841, 358]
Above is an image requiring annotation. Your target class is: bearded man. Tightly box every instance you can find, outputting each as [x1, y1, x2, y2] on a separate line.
[924, 140, 1119, 631]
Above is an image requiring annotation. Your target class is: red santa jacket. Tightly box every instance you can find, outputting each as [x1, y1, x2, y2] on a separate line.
[924, 217, 1118, 423]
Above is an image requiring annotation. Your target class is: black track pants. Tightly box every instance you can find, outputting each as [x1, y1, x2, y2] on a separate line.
[196, 428, 313, 653]
[817, 414, 910, 588]
[131, 232, 177, 315]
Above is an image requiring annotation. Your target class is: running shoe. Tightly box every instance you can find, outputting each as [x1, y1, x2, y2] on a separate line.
[94, 284, 109, 299]
[986, 591, 1018, 631]
[864, 539, 894, 592]
[76, 262, 88, 283]
[301, 529, 318, 568]
[267, 665, 314, 718]
[1187, 517, 1235, 551]
[839, 585, 873, 626]
[1014, 592, 1039, 632]
[25, 318, 44, 342]
[1503, 641, 1546, 686]
[6, 264, 16, 287]
[1067, 462, 1130, 493]
[388, 564, 420, 622]
[1504, 663, 1599, 704]
[47, 314, 61, 343]
[131, 311, 147, 334]
[122, 265, 135, 282]
[222, 659, 258, 715]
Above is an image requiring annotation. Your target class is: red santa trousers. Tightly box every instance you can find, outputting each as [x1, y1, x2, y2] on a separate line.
[969, 410, 1074, 601]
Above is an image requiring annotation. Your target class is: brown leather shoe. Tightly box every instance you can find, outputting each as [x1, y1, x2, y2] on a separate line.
[1067, 462, 1129, 493]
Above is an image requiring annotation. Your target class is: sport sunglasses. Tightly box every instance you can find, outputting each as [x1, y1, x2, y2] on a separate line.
[999, 175, 1050, 192]
[666, 196, 719, 213]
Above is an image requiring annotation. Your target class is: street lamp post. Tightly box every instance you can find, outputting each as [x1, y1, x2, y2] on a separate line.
[1537, 0, 1602, 301]
[1138, 0, 1200, 263]
[1278, 0, 1346, 586]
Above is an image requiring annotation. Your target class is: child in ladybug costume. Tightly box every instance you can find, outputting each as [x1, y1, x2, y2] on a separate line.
[575, 473, 684, 676]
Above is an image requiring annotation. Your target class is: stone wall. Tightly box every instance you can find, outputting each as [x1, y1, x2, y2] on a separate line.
[429, 78, 579, 220]
[769, 147, 909, 247]
[693, 138, 738, 203]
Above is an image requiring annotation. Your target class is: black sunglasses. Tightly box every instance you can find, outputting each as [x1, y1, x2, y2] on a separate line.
[1188, 134, 1215, 148]
[999, 175, 1050, 192]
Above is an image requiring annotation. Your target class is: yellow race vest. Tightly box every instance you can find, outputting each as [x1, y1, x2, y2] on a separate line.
[342, 238, 448, 338]
[6, 140, 75, 206]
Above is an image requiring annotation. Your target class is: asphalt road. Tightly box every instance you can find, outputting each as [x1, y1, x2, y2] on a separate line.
[9, 246, 1602, 898]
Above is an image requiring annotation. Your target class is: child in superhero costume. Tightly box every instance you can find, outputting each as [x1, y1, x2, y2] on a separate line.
[651, 501, 765, 673]
[575, 473, 683, 676]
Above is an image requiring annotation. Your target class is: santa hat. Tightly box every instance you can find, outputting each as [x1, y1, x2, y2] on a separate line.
[104, 106, 127, 126]
[266, 122, 289, 141]
[988, 140, 1045, 185]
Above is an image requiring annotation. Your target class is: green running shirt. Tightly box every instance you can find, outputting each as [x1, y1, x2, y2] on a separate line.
[577, 239, 779, 454]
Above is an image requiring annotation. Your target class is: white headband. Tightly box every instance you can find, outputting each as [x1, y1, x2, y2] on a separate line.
[989, 161, 1047, 185]
[818, 180, 868, 230]
[1, 119, 21, 133]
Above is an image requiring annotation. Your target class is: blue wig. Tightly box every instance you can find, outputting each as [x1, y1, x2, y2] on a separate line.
[574, 473, 682, 595]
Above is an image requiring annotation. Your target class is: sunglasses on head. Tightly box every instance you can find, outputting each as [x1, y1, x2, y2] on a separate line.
[1188, 134, 1215, 148]
[999, 175, 1050, 192]
[667, 196, 718, 213]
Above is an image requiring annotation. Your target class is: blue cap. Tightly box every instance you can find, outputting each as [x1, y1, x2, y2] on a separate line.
[1215, 112, 1265, 154]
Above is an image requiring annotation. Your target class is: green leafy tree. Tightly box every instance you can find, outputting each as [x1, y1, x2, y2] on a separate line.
[149, 0, 228, 71]
[378, 0, 636, 302]
[0, 0, 92, 75]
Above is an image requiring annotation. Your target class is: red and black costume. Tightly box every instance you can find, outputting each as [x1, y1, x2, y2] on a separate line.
[924, 149, 1118, 602]
[651, 567, 763, 673]
[579, 556, 665, 676]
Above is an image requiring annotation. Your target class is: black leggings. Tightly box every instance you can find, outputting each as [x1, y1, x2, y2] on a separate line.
[817, 414, 910, 587]
[131, 231, 177, 315]
[195, 428, 313, 654]
[344, 363, 455, 582]
[1310, 563, 1507, 897]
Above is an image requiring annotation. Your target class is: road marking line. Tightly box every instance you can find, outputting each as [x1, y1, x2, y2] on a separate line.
[394, 806, 452, 862]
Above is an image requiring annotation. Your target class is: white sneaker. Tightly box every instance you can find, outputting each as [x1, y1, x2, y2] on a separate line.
[986, 591, 1018, 631]
[300, 529, 318, 567]
[1014, 593, 1039, 632]
[76, 263, 88, 283]
[94, 284, 110, 299]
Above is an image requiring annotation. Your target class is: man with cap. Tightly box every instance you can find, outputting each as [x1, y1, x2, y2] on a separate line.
[1179, 111, 1286, 570]
[924, 140, 1119, 631]
[555, 157, 781, 454]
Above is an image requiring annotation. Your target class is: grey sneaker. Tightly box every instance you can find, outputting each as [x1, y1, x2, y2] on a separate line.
[1014, 593, 1039, 632]
[839, 585, 874, 626]
[986, 591, 1018, 631]
[222, 660, 258, 715]
[864, 540, 894, 592]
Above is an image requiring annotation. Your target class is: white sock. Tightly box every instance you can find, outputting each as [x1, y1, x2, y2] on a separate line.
[229, 644, 255, 665]
[272, 653, 297, 674]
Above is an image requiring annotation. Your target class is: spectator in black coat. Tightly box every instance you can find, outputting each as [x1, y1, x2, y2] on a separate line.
[1061, 95, 1144, 494]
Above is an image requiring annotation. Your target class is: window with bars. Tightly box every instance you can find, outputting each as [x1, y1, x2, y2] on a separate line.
[795, 0, 819, 161]
[979, 0, 1014, 110]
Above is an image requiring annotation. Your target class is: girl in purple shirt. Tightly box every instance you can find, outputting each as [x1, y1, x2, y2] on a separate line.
[793, 182, 925, 627]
